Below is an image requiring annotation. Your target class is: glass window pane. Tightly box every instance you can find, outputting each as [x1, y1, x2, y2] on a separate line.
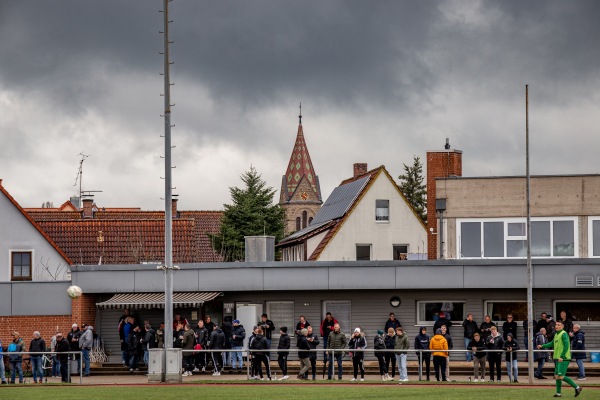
[418, 302, 465, 323]
[555, 302, 600, 322]
[12, 252, 21, 266]
[486, 302, 528, 321]
[356, 245, 371, 260]
[483, 222, 504, 257]
[22, 266, 30, 277]
[14, 266, 22, 277]
[531, 221, 551, 256]
[460, 222, 481, 257]
[508, 223, 525, 236]
[393, 245, 408, 260]
[507, 240, 526, 257]
[594, 220, 600, 257]
[553, 221, 574, 256]
[267, 301, 294, 338]
[22, 252, 31, 265]
[376, 200, 389, 221]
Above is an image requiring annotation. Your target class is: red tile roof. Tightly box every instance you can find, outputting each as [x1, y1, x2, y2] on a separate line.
[26, 204, 223, 265]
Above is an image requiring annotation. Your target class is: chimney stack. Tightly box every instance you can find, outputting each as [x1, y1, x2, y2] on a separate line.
[171, 196, 179, 219]
[353, 163, 368, 178]
[82, 197, 94, 219]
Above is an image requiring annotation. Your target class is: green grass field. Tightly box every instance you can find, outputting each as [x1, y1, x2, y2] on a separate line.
[1, 383, 592, 400]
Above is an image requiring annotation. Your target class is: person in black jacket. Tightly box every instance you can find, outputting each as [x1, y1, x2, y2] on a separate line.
[384, 327, 397, 380]
[230, 320, 245, 373]
[374, 329, 388, 381]
[348, 327, 366, 382]
[249, 327, 271, 380]
[503, 333, 520, 383]
[479, 315, 496, 342]
[29, 331, 46, 384]
[222, 316, 233, 371]
[469, 332, 486, 382]
[141, 323, 156, 366]
[208, 324, 225, 376]
[441, 325, 453, 381]
[486, 326, 504, 382]
[502, 314, 518, 340]
[127, 325, 143, 373]
[68, 324, 82, 372]
[462, 313, 478, 362]
[54, 333, 71, 383]
[304, 326, 320, 380]
[277, 327, 290, 379]
[297, 329, 311, 379]
[433, 312, 453, 336]
[570, 324, 586, 380]
[258, 314, 275, 357]
[194, 320, 209, 372]
[414, 327, 431, 381]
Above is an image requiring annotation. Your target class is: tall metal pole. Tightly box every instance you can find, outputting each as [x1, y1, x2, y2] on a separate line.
[162, 0, 174, 352]
[525, 84, 534, 383]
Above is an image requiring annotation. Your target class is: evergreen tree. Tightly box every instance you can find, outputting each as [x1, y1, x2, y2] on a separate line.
[398, 155, 427, 223]
[211, 166, 285, 261]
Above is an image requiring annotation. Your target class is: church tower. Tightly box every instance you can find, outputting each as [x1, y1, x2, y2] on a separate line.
[279, 105, 323, 234]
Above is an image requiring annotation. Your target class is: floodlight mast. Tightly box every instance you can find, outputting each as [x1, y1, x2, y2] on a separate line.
[526, 85, 534, 384]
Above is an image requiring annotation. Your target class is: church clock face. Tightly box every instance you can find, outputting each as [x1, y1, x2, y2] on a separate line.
[301, 192, 308, 200]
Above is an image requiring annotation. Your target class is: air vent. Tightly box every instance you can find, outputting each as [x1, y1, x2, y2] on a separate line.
[598, 276, 600, 287]
[575, 276, 594, 287]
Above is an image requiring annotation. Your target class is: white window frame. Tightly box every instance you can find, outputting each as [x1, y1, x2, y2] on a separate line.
[484, 300, 534, 323]
[266, 301, 295, 338]
[375, 199, 390, 222]
[416, 300, 466, 326]
[457, 217, 579, 259]
[553, 300, 600, 326]
[588, 217, 600, 258]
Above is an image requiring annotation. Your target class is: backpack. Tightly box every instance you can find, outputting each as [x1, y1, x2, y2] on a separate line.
[7, 343, 18, 352]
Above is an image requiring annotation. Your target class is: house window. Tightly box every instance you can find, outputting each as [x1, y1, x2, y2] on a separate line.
[11, 251, 32, 281]
[296, 217, 301, 231]
[266, 301, 294, 337]
[416, 301, 465, 325]
[484, 301, 530, 322]
[460, 222, 481, 257]
[302, 211, 308, 229]
[375, 199, 389, 221]
[588, 218, 600, 257]
[323, 300, 351, 333]
[393, 245, 408, 260]
[356, 244, 371, 260]
[555, 300, 600, 324]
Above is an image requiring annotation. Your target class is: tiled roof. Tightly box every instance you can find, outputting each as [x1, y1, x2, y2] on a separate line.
[27, 206, 223, 265]
[282, 123, 321, 201]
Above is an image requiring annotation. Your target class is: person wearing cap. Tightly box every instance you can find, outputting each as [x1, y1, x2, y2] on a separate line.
[538, 320, 582, 398]
[54, 333, 71, 383]
[394, 326, 409, 382]
[79, 325, 94, 376]
[277, 326, 290, 379]
[348, 327, 367, 382]
[414, 326, 431, 381]
[296, 328, 311, 379]
[29, 331, 46, 383]
[503, 332, 520, 383]
[374, 329, 388, 381]
[230, 319, 245, 373]
[429, 328, 448, 382]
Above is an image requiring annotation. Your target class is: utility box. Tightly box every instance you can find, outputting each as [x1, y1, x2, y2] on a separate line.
[245, 235, 275, 262]
[165, 348, 182, 383]
[148, 348, 165, 382]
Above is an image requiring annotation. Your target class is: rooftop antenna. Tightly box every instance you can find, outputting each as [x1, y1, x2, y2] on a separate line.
[73, 153, 90, 202]
[299, 102, 302, 125]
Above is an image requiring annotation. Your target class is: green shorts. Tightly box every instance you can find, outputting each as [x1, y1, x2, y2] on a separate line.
[554, 360, 570, 376]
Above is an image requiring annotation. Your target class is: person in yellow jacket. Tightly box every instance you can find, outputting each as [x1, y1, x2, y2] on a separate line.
[538, 320, 582, 398]
[429, 328, 448, 382]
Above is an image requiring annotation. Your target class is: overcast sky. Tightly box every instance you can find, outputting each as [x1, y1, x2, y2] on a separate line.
[1, 1, 599, 211]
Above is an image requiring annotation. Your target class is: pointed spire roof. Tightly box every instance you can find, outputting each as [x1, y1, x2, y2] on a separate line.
[283, 112, 320, 199]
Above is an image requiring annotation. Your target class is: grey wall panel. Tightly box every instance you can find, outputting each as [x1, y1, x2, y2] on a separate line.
[329, 267, 395, 289]
[73, 270, 135, 293]
[196, 268, 264, 291]
[10, 282, 71, 316]
[132, 270, 165, 292]
[398, 266, 465, 289]
[464, 265, 527, 288]
[171, 270, 200, 292]
[263, 267, 329, 290]
[0, 284, 12, 315]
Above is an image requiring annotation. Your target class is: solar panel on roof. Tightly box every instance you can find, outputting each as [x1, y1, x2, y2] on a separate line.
[310, 175, 370, 225]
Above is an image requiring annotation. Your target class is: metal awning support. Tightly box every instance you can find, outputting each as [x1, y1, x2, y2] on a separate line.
[96, 292, 221, 310]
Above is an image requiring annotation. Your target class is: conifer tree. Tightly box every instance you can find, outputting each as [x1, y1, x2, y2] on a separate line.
[398, 155, 427, 223]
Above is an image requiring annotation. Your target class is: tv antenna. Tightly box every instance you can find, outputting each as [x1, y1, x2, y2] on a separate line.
[74, 153, 90, 201]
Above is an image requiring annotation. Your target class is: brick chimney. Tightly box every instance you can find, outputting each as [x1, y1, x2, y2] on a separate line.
[353, 163, 368, 178]
[82, 197, 94, 219]
[426, 139, 462, 260]
[171, 196, 179, 219]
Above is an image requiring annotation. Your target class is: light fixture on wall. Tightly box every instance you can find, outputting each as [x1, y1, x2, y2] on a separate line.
[390, 296, 401, 308]
[304, 303, 310, 307]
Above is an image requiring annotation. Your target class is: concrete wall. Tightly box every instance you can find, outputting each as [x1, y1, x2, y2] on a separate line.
[0, 281, 72, 316]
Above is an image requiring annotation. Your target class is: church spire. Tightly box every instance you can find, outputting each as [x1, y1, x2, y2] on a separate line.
[299, 102, 302, 125]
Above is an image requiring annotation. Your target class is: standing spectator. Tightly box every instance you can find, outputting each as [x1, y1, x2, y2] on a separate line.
[258, 314, 275, 354]
[8, 332, 24, 384]
[570, 324, 586, 381]
[68, 324, 82, 372]
[0, 339, 6, 384]
[127, 325, 143, 373]
[173, 322, 184, 348]
[503, 333, 520, 383]
[348, 327, 366, 382]
[375, 329, 388, 381]
[384, 327, 397, 381]
[326, 323, 347, 380]
[320, 312, 337, 363]
[558, 311, 574, 334]
[538, 320, 582, 398]
[173, 313, 189, 330]
[545, 315, 557, 342]
[479, 315, 496, 341]
[29, 331, 46, 384]
[221, 316, 233, 370]
[502, 314, 518, 340]
[536, 312, 548, 334]
[305, 326, 320, 380]
[50, 330, 60, 378]
[440, 325, 453, 380]
[141, 323, 156, 366]
[249, 327, 271, 380]
[296, 328, 312, 380]
[433, 312, 452, 336]
[486, 325, 504, 382]
[230, 319, 245, 373]
[462, 313, 478, 362]
[394, 326, 409, 382]
[384, 312, 401, 332]
[534, 327, 548, 379]
[208, 324, 226, 376]
[204, 315, 215, 334]
[54, 333, 70, 383]
[295, 316, 311, 336]
[248, 326, 258, 379]
[194, 320, 209, 372]
[429, 328, 448, 382]
[79, 325, 93, 377]
[414, 326, 431, 381]
[469, 332, 486, 382]
[121, 318, 134, 366]
[156, 322, 165, 349]
[277, 326, 290, 379]
[181, 323, 195, 376]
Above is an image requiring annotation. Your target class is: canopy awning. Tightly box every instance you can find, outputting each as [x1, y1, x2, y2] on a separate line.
[96, 292, 221, 310]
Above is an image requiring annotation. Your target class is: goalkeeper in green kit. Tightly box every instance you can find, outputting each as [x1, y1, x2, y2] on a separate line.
[538, 320, 582, 398]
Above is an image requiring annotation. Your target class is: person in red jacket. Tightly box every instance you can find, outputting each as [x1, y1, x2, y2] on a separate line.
[320, 312, 337, 363]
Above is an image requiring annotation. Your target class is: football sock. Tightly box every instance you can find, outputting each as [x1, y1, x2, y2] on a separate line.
[563, 376, 577, 388]
[556, 379, 562, 394]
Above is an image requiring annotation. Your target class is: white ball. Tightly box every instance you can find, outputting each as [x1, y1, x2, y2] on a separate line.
[67, 285, 83, 299]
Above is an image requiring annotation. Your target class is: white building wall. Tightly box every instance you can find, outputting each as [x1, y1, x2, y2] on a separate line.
[317, 173, 428, 261]
[0, 191, 70, 282]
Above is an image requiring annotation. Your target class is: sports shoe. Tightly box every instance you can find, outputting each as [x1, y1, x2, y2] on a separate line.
[282, 375, 289, 380]
[259, 377, 264, 381]
[182, 371, 188, 376]
[402, 378, 409, 382]
[360, 378, 364, 382]
[193, 367, 200, 372]
[201, 366, 206, 372]
[350, 378, 357, 382]
[577, 377, 586, 381]
[575, 387, 582, 397]
[474, 378, 478, 382]
[553, 394, 562, 398]
[215, 371, 221, 376]
[381, 375, 386, 381]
